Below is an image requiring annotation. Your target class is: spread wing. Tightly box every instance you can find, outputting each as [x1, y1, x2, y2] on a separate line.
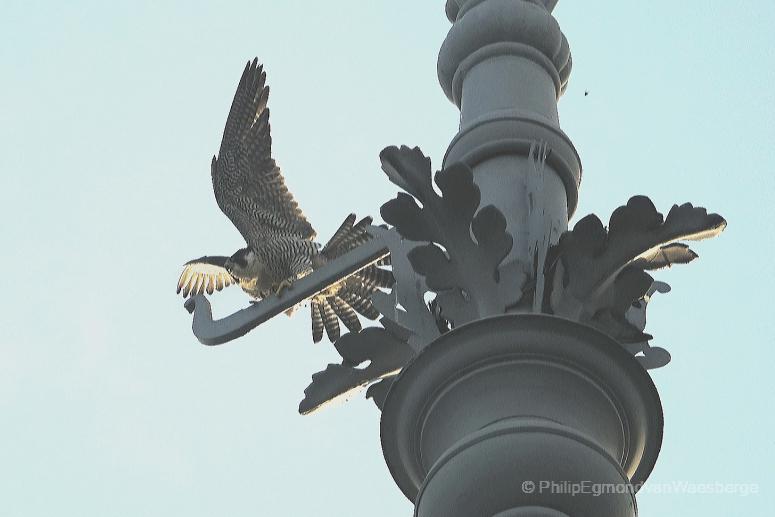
[177, 256, 236, 297]
[211, 59, 316, 247]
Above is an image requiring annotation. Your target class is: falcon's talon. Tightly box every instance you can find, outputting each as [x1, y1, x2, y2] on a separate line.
[274, 279, 294, 297]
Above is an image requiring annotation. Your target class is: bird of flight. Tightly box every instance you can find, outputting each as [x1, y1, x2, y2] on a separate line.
[177, 59, 393, 343]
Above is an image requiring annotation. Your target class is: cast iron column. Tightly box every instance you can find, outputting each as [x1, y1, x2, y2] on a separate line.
[379, 2, 661, 515]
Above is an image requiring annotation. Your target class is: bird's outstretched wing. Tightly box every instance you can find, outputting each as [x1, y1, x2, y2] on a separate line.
[211, 59, 316, 247]
[177, 256, 236, 297]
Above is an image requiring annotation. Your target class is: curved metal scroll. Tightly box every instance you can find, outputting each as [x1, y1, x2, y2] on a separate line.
[185, 232, 389, 346]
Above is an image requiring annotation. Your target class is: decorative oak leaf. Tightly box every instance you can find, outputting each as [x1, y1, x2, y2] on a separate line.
[368, 226, 441, 349]
[633, 243, 697, 270]
[581, 265, 655, 343]
[623, 281, 672, 370]
[380, 145, 434, 203]
[635, 345, 671, 370]
[298, 321, 414, 415]
[380, 146, 526, 326]
[546, 196, 726, 343]
[365, 377, 395, 411]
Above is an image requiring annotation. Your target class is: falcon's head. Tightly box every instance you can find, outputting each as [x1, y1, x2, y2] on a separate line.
[224, 248, 256, 280]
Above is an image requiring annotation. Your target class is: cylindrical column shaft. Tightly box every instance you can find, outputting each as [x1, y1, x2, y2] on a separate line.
[438, 0, 580, 279]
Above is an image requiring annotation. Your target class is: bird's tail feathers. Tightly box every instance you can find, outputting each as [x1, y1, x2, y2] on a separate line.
[311, 297, 342, 343]
[352, 265, 394, 292]
[309, 282, 387, 343]
[321, 214, 374, 259]
[309, 213, 396, 343]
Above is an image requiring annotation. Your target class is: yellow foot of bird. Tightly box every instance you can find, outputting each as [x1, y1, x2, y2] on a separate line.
[274, 279, 294, 297]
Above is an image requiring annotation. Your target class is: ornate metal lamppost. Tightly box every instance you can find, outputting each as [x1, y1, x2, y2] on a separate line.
[186, 1, 725, 515]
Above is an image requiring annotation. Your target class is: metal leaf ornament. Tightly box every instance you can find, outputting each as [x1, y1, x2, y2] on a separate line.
[623, 281, 673, 370]
[365, 377, 395, 411]
[545, 195, 726, 343]
[380, 146, 526, 326]
[368, 226, 441, 349]
[298, 319, 414, 415]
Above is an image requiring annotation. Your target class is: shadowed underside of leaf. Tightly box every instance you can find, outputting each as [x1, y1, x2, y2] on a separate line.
[547, 195, 726, 344]
[634, 243, 697, 270]
[299, 325, 414, 415]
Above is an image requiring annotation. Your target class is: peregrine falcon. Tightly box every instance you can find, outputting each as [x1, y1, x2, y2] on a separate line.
[177, 59, 393, 342]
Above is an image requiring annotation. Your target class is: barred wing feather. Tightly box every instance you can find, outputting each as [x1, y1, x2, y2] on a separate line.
[211, 58, 315, 247]
[177, 256, 236, 297]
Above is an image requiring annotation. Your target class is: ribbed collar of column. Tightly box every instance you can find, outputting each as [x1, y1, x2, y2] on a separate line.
[446, 0, 559, 22]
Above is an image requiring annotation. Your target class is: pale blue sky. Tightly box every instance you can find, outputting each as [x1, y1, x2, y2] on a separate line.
[1, 1, 773, 515]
